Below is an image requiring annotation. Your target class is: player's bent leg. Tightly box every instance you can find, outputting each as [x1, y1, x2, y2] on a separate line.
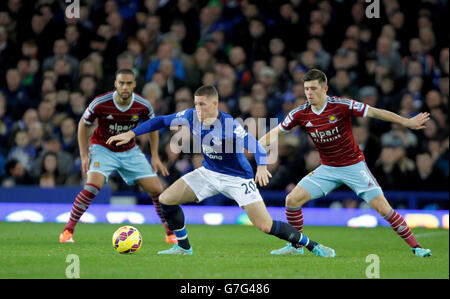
[243, 202, 334, 257]
[270, 186, 312, 254]
[285, 185, 312, 208]
[243, 201, 273, 233]
[369, 194, 431, 257]
[136, 177, 177, 243]
[367, 194, 392, 217]
[136, 176, 163, 198]
[157, 178, 197, 254]
[159, 177, 197, 205]
[60, 172, 105, 243]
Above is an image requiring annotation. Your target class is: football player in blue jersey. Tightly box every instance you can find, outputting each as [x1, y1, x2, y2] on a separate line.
[107, 85, 335, 257]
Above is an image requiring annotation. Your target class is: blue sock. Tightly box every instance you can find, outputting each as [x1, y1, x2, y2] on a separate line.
[268, 220, 300, 243]
[298, 233, 317, 251]
[160, 204, 191, 250]
[268, 220, 317, 251]
[173, 225, 190, 249]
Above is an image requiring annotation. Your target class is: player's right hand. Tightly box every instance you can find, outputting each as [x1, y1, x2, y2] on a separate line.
[106, 131, 135, 146]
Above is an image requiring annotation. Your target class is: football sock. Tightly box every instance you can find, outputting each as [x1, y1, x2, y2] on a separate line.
[384, 209, 420, 248]
[268, 220, 317, 250]
[286, 206, 304, 248]
[160, 203, 191, 250]
[286, 206, 303, 233]
[64, 183, 100, 233]
[151, 196, 174, 236]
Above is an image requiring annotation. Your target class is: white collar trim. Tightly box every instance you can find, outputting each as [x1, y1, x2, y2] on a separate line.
[311, 97, 328, 115]
[113, 91, 134, 112]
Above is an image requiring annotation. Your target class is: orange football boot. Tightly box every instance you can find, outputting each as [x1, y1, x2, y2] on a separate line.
[165, 233, 178, 244]
[59, 230, 75, 243]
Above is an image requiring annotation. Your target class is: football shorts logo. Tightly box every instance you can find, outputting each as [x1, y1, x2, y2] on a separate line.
[131, 114, 139, 121]
[328, 115, 338, 123]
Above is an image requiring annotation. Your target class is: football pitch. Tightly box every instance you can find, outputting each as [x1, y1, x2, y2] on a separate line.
[0, 222, 448, 279]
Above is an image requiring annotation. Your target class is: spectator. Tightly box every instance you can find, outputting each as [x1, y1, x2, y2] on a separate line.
[6, 129, 36, 171]
[30, 134, 73, 183]
[145, 41, 186, 83]
[39, 151, 66, 185]
[217, 77, 239, 116]
[185, 45, 216, 91]
[0, 92, 13, 153]
[1, 68, 30, 120]
[42, 39, 80, 81]
[372, 145, 416, 190]
[2, 159, 34, 186]
[0, 0, 447, 206]
[59, 117, 78, 157]
[412, 151, 447, 190]
[374, 36, 403, 79]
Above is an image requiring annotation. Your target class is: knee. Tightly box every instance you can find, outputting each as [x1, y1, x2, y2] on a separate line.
[369, 195, 392, 217]
[285, 189, 309, 207]
[159, 191, 169, 204]
[144, 185, 163, 199]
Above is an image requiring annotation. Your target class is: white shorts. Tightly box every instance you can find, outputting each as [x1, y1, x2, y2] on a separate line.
[181, 167, 263, 207]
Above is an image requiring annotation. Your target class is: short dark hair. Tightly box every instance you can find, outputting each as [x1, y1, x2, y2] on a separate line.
[115, 69, 135, 78]
[194, 85, 218, 99]
[303, 68, 328, 85]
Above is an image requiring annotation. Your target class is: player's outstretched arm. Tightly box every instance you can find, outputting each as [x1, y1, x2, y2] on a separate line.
[366, 107, 430, 130]
[78, 119, 90, 177]
[106, 114, 178, 146]
[259, 126, 283, 149]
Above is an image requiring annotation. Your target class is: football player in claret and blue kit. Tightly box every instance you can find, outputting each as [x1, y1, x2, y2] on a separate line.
[259, 68, 432, 258]
[59, 69, 176, 244]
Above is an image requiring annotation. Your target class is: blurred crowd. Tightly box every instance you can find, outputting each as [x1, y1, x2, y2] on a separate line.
[0, 0, 448, 206]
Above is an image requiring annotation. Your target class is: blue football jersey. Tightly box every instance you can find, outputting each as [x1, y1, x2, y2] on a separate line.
[132, 108, 267, 179]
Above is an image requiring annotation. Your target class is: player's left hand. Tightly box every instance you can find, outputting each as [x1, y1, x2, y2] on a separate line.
[405, 112, 430, 130]
[255, 165, 272, 187]
[106, 130, 135, 146]
[152, 157, 169, 176]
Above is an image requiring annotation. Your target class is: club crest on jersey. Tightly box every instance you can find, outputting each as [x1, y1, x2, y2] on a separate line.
[328, 115, 338, 123]
[131, 114, 139, 122]
[93, 162, 100, 167]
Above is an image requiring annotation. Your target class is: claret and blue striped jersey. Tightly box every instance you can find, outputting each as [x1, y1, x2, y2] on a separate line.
[83, 91, 154, 152]
[132, 108, 267, 179]
[280, 96, 369, 167]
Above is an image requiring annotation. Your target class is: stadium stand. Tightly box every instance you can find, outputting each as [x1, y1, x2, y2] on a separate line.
[0, 0, 448, 209]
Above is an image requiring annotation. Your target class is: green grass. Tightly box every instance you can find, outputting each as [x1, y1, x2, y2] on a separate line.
[0, 222, 448, 279]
